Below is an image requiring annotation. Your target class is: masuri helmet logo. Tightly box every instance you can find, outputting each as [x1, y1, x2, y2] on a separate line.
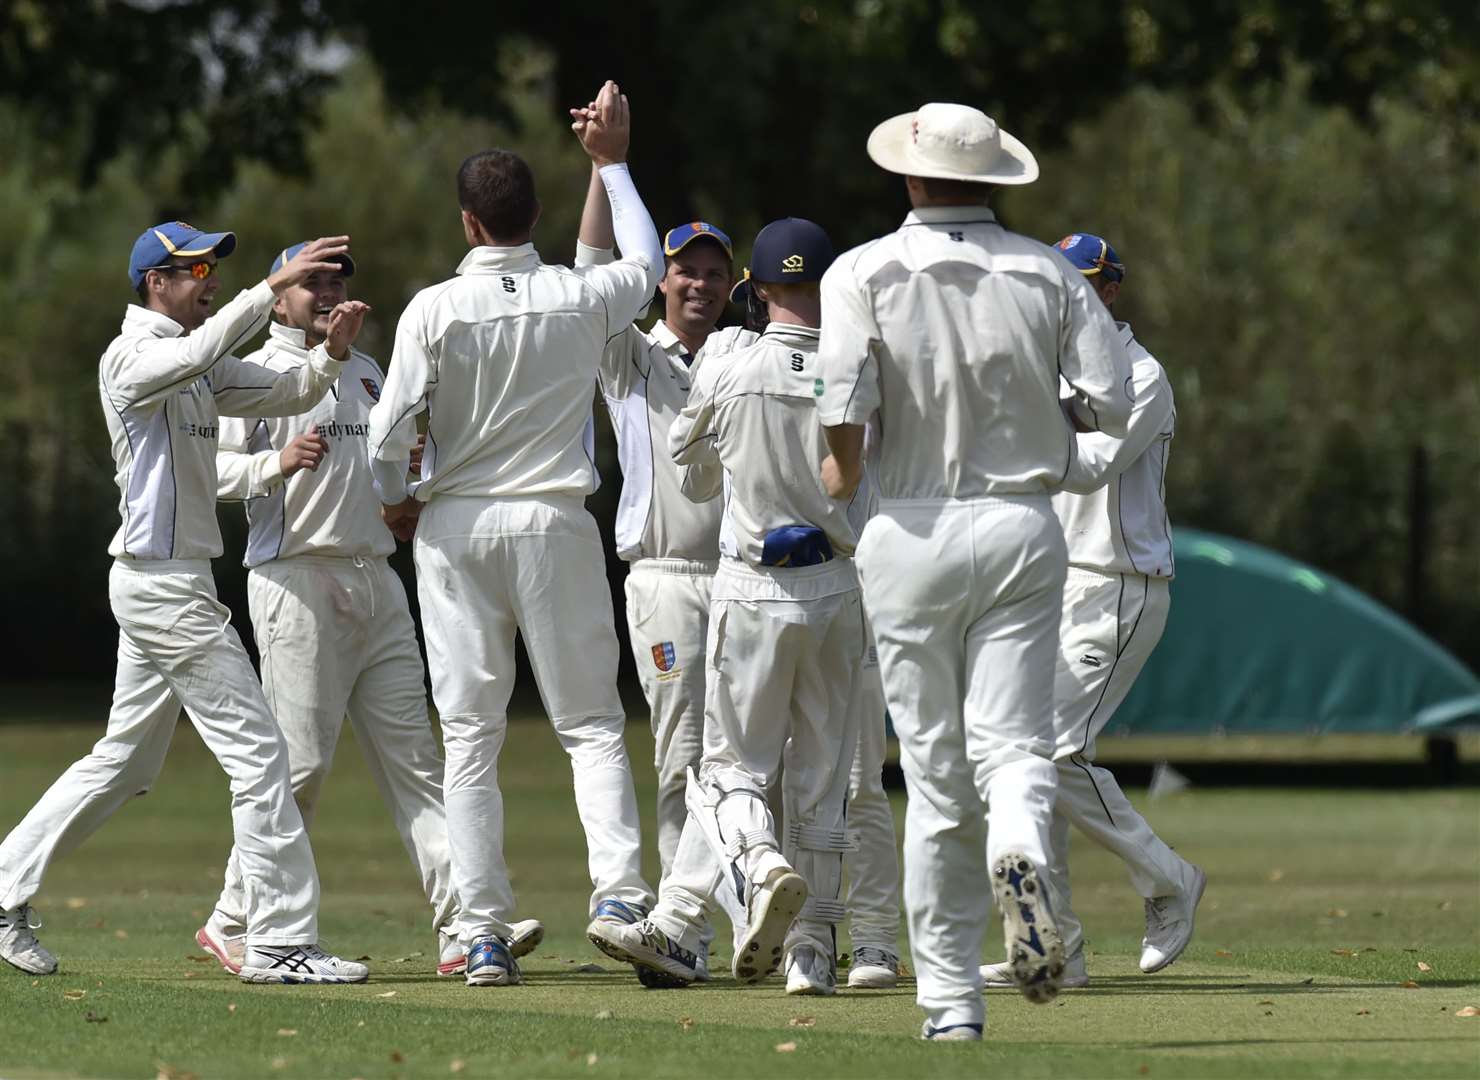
[782, 254, 805, 272]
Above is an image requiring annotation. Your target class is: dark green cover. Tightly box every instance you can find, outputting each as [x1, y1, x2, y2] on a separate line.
[1111, 530, 1480, 735]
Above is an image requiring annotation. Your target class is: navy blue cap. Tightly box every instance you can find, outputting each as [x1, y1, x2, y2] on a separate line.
[664, 222, 733, 259]
[729, 218, 834, 304]
[269, 241, 356, 278]
[1055, 233, 1124, 283]
[128, 221, 236, 288]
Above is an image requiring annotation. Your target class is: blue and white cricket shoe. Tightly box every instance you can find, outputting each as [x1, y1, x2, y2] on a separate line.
[586, 897, 648, 967]
[990, 851, 1064, 1004]
[465, 935, 520, 987]
[238, 944, 368, 984]
[921, 1020, 983, 1042]
[588, 917, 698, 987]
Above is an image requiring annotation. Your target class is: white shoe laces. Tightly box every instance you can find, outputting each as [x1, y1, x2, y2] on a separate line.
[2, 904, 42, 940]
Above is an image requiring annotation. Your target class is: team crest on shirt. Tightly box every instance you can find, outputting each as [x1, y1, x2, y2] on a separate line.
[361, 377, 381, 402]
[652, 641, 677, 673]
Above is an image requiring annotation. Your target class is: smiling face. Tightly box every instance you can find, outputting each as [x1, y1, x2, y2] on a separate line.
[141, 254, 221, 332]
[272, 269, 348, 345]
[659, 239, 732, 338]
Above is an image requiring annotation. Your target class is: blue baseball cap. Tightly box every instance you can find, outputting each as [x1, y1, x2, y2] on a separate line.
[1055, 233, 1125, 283]
[128, 221, 237, 288]
[269, 241, 356, 278]
[730, 217, 834, 303]
[663, 221, 733, 259]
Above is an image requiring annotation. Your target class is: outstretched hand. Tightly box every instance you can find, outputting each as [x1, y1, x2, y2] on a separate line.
[570, 80, 630, 167]
[324, 300, 371, 360]
[267, 236, 350, 294]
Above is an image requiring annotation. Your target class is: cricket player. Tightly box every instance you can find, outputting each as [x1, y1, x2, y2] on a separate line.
[0, 224, 368, 984]
[365, 81, 658, 988]
[590, 218, 870, 998]
[816, 104, 1134, 1039]
[199, 242, 543, 981]
[982, 233, 1204, 990]
[571, 171, 739, 869]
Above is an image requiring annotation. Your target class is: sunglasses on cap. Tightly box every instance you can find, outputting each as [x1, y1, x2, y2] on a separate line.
[142, 261, 217, 281]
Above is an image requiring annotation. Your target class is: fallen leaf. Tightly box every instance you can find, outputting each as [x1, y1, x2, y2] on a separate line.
[450, 1061, 466, 1074]
[85, 1011, 108, 1023]
[586, 1053, 599, 1066]
[788, 1016, 816, 1028]
[388, 952, 425, 964]
[1356, 1009, 1370, 1016]
[390, 1051, 404, 1064]
[594, 1009, 613, 1020]
[65, 897, 88, 910]
[898, 961, 912, 977]
[1299, 977, 1315, 985]
[1263, 1010, 1273, 1016]
[270, 1058, 287, 1070]
[1438, 900, 1452, 911]
[775, 1042, 798, 1053]
[114, 929, 129, 940]
[1215, 949, 1233, 958]
[678, 1016, 695, 1031]
[375, 991, 398, 999]
[574, 963, 607, 973]
[1327, 908, 1348, 918]
[356, 1020, 365, 1028]
[277, 1029, 298, 1037]
[1267, 869, 1284, 882]
[1257, 1000, 1274, 1005]
[185, 955, 212, 964]
[63, 989, 86, 1001]
[1138, 1067, 1150, 1076]
[155, 1065, 200, 1080]
[1401, 981, 1420, 989]
[353, 955, 373, 962]
[227, 1003, 237, 1014]
[1418, 962, 1433, 973]
[1456, 1006, 1479, 1017]
[183, 972, 199, 979]
[1331, 949, 1355, 957]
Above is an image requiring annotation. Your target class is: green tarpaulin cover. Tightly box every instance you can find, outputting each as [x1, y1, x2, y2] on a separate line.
[1110, 530, 1480, 735]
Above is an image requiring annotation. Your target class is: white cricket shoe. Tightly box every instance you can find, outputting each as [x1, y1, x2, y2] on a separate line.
[1140, 864, 1207, 973]
[196, 913, 246, 975]
[732, 866, 807, 984]
[692, 939, 712, 982]
[509, 918, 545, 959]
[0, 904, 57, 976]
[238, 944, 369, 984]
[785, 945, 836, 996]
[921, 1020, 983, 1041]
[982, 945, 1087, 989]
[847, 945, 900, 989]
[991, 851, 1064, 1004]
[588, 918, 698, 987]
[437, 931, 466, 977]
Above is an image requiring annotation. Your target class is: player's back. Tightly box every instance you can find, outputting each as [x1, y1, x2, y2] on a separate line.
[823, 207, 1127, 501]
[704, 324, 859, 565]
[409, 249, 617, 499]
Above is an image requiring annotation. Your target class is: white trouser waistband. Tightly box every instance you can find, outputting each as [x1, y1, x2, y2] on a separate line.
[627, 557, 720, 577]
[256, 552, 390, 570]
[712, 556, 858, 602]
[877, 492, 1052, 511]
[111, 557, 212, 576]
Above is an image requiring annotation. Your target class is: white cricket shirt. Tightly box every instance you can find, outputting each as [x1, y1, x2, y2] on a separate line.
[670, 323, 865, 566]
[217, 322, 396, 567]
[816, 206, 1134, 500]
[99, 283, 345, 561]
[1053, 322, 1176, 578]
[367, 243, 656, 504]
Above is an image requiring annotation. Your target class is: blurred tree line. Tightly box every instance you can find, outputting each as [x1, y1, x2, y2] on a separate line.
[0, 2, 1475, 684]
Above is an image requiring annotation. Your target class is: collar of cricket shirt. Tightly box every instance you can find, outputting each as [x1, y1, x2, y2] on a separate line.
[267, 320, 309, 357]
[456, 244, 541, 275]
[901, 205, 998, 228]
[122, 303, 185, 339]
[760, 323, 820, 343]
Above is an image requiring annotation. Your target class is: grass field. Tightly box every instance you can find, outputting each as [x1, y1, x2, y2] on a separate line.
[0, 716, 1476, 1079]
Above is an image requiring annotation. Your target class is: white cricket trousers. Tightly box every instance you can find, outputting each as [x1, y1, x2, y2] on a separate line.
[1047, 568, 1191, 956]
[845, 652, 901, 953]
[213, 554, 458, 938]
[0, 561, 319, 943]
[624, 558, 716, 876]
[413, 494, 653, 944]
[652, 558, 865, 960]
[855, 496, 1065, 1032]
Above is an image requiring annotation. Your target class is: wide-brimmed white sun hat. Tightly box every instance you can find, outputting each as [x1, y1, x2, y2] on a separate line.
[867, 103, 1038, 185]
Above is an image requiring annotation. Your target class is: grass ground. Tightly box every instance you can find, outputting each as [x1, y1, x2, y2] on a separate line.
[0, 716, 1476, 1079]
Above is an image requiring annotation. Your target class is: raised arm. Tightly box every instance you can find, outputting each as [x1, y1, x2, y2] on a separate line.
[211, 301, 368, 418]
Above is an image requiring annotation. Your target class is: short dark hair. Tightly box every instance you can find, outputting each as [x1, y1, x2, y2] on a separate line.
[457, 150, 538, 240]
[917, 177, 996, 204]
